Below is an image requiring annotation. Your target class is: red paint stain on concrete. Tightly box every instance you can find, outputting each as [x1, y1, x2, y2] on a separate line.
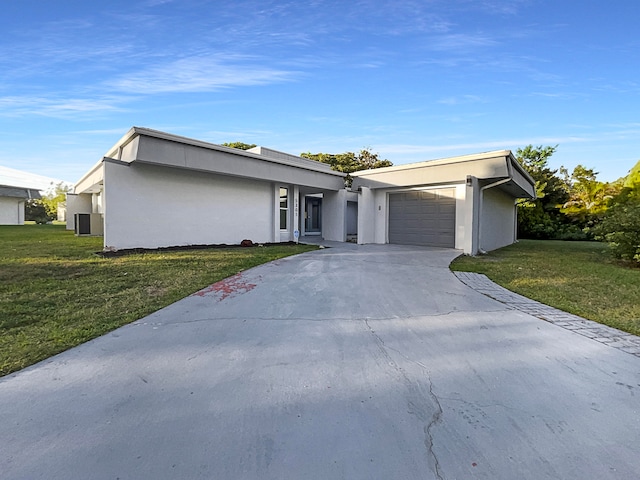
[192, 273, 258, 301]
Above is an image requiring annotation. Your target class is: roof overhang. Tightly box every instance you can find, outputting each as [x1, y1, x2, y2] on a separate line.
[352, 150, 536, 199]
[0, 185, 41, 199]
[75, 127, 346, 193]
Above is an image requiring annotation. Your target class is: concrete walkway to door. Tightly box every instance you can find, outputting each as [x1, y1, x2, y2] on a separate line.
[1, 244, 639, 479]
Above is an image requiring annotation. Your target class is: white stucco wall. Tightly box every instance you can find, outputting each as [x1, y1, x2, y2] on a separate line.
[103, 161, 274, 250]
[322, 189, 348, 242]
[480, 187, 517, 252]
[451, 184, 468, 250]
[0, 197, 24, 225]
[372, 189, 388, 243]
[66, 193, 94, 230]
[357, 187, 375, 244]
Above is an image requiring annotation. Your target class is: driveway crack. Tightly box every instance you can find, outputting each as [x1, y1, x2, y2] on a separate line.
[363, 319, 444, 480]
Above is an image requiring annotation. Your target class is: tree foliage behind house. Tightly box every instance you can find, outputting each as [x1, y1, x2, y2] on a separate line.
[300, 148, 392, 187]
[515, 145, 572, 239]
[25, 182, 72, 223]
[25, 199, 50, 224]
[221, 142, 257, 150]
[560, 165, 613, 227]
[300, 149, 393, 173]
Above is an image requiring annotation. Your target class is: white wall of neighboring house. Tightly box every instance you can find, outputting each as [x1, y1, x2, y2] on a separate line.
[0, 197, 25, 225]
[480, 187, 517, 252]
[102, 161, 274, 250]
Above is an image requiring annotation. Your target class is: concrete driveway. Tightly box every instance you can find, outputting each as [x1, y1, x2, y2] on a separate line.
[1, 244, 639, 479]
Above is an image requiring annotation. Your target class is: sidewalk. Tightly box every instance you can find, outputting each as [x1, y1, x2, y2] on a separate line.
[454, 271, 640, 358]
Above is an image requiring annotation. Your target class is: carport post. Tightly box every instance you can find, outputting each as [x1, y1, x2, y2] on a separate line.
[357, 186, 375, 244]
[465, 175, 480, 255]
[322, 189, 348, 242]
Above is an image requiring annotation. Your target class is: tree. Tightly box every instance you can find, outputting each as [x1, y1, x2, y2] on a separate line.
[560, 165, 612, 226]
[301, 148, 392, 187]
[623, 159, 640, 190]
[594, 159, 640, 264]
[222, 142, 257, 150]
[594, 201, 640, 264]
[25, 199, 50, 224]
[300, 148, 392, 174]
[25, 182, 73, 223]
[515, 145, 570, 239]
[517, 145, 568, 207]
[42, 182, 72, 219]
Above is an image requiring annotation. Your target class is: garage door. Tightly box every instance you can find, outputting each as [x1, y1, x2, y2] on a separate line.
[388, 189, 456, 247]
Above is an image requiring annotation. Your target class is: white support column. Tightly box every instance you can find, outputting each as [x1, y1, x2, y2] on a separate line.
[357, 186, 375, 244]
[323, 189, 348, 242]
[464, 175, 480, 255]
[293, 185, 300, 243]
[272, 184, 279, 243]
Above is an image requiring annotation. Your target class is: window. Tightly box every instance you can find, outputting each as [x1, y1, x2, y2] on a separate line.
[279, 187, 288, 230]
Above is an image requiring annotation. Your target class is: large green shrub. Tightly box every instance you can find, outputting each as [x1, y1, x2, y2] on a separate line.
[594, 196, 640, 264]
[25, 199, 53, 224]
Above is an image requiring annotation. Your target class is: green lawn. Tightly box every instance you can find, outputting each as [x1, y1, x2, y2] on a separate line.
[450, 240, 640, 336]
[0, 224, 317, 376]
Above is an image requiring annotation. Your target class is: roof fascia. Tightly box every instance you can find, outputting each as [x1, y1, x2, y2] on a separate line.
[352, 150, 512, 177]
[74, 158, 105, 193]
[125, 127, 345, 178]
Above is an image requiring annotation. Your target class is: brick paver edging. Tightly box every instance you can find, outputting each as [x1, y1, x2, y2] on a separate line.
[454, 271, 640, 358]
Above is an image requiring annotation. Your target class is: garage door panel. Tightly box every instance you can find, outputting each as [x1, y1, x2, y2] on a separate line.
[388, 189, 456, 248]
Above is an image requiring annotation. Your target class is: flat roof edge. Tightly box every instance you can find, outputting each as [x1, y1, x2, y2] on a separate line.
[352, 150, 513, 177]
[122, 127, 345, 177]
[74, 158, 105, 191]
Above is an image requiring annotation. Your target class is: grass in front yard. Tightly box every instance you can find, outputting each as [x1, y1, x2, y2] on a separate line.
[0, 224, 317, 376]
[450, 240, 640, 336]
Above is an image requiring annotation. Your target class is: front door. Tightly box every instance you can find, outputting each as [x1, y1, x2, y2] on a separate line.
[305, 197, 322, 234]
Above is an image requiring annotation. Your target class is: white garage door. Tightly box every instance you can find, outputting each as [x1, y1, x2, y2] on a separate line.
[388, 189, 456, 248]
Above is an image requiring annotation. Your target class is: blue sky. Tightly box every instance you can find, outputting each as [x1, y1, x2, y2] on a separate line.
[1, 0, 638, 185]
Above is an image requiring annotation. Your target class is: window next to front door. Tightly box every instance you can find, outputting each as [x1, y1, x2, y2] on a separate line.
[279, 187, 288, 230]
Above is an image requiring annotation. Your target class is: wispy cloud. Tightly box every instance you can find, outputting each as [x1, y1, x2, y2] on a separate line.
[144, 0, 176, 6]
[377, 136, 590, 158]
[108, 55, 299, 94]
[200, 129, 277, 146]
[475, 0, 532, 15]
[0, 96, 125, 119]
[438, 95, 487, 105]
[72, 128, 134, 136]
[428, 33, 498, 51]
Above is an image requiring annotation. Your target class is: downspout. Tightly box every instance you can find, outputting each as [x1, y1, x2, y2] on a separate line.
[476, 158, 513, 254]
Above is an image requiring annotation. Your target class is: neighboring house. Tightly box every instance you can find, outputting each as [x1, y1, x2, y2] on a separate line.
[0, 185, 41, 225]
[0, 165, 72, 225]
[68, 127, 535, 254]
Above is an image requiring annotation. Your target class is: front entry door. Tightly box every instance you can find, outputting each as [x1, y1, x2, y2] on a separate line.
[305, 197, 322, 234]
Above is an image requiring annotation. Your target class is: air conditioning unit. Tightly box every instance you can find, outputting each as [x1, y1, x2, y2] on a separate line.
[74, 213, 103, 236]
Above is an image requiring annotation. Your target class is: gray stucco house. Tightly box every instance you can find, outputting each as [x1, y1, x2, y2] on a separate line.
[67, 127, 535, 254]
